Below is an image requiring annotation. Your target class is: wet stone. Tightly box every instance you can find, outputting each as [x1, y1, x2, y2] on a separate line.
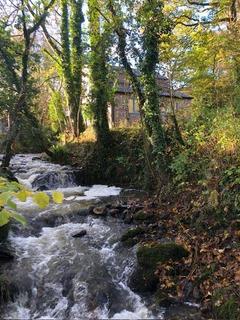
[72, 230, 87, 238]
[92, 206, 107, 216]
[108, 209, 120, 217]
[0, 247, 14, 263]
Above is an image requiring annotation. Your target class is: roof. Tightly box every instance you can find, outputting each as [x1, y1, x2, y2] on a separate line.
[115, 85, 193, 100]
[113, 67, 193, 100]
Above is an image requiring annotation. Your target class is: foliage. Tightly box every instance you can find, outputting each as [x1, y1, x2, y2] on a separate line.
[0, 177, 63, 227]
[50, 144, 69, 163]
[51, 127, 145, 187]
[48, 91, 66, 133]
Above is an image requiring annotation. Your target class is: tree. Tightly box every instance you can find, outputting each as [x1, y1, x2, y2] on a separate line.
[88, 0, 110, 147]
[105, 0, 172, 180]
[0, 0, 56, 168]
[42, 0, 85, 137]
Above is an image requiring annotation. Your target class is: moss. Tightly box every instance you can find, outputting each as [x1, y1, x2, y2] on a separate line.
[121, 227, 145, 242]
[137, 242, 189, 270]
[134, 211, 153, 221]
[129, 242, 189, 294]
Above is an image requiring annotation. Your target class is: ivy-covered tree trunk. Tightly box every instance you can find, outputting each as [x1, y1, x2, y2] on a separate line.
[107, 0, 170, 184]
[88, 0, 110, 147]
[139, 0, 171, 172]
[70, 0, 85, 135]
[60, 0, 85, 136]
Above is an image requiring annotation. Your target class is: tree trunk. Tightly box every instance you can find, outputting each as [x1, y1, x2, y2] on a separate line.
[88, 0, 110, 147]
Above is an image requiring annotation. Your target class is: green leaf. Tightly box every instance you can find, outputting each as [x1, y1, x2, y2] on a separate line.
[0, 209, 11, 227]
[7, 199, 17, 210]
[33, 192, 50, 209]
[8, 212, 27, 226]
[0, 192, 12, 206]
[52, 191, 63, 204]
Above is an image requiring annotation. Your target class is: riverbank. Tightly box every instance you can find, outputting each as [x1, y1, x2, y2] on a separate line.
[94, 192, 240, 320]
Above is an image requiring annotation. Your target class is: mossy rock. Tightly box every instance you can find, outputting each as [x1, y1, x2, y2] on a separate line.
[137, 242, 189, 270]
[121, 227, 145, 242]
[134, 211, 153, 221]
[128, 266, 159, 293]
[129, 243, 189, 294]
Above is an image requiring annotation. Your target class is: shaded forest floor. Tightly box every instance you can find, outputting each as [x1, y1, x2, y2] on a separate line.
[117, 188, 240, 319]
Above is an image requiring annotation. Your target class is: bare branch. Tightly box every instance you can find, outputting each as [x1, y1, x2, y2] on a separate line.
[28, 0, 56, 35]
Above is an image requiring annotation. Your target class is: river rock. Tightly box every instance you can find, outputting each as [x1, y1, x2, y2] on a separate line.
[165, 304, 204, 320]
[0, 248, 14, 262]
[0, 275, 19, 304]
[133, 210, 154, 222]
[108, 208, 120, 217]
[124, 210, 133, 224]
[72, 230, 87, 238]
[121, 227, 145, 247]
[0, 167, 18, 182]
[129, 242, 189, 294]
[92, 206, 107, 216]
[137, 242, 189, 268]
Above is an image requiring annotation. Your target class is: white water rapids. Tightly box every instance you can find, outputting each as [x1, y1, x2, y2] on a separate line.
[1, 154, 165, 320]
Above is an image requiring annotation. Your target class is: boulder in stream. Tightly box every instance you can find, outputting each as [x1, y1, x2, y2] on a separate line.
[121, 227, 145, 247]
[92, 206, 107, 216]
[129, 242, 189, 294]
[72, 230, 87, 238]
[0, 249, 14, 263]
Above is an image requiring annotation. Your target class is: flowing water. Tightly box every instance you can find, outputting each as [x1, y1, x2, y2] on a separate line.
[1, 154, 166, 320]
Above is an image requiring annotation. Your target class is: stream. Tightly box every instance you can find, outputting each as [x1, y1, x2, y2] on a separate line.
[0, 154, 166, 319]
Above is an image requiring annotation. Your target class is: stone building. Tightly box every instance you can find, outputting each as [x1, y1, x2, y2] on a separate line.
[108, 69, 193, 127]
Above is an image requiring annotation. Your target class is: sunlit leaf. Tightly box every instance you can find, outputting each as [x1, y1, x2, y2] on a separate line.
[15, 190, 28, 202]
[33, 192, 50, 209]
[52, 191, 63, 204]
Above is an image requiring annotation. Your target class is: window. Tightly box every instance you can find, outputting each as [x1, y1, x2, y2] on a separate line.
[128, 96, 139, 113]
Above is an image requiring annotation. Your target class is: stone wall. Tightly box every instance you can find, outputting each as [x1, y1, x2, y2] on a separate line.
[109, 93, 192, 127]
